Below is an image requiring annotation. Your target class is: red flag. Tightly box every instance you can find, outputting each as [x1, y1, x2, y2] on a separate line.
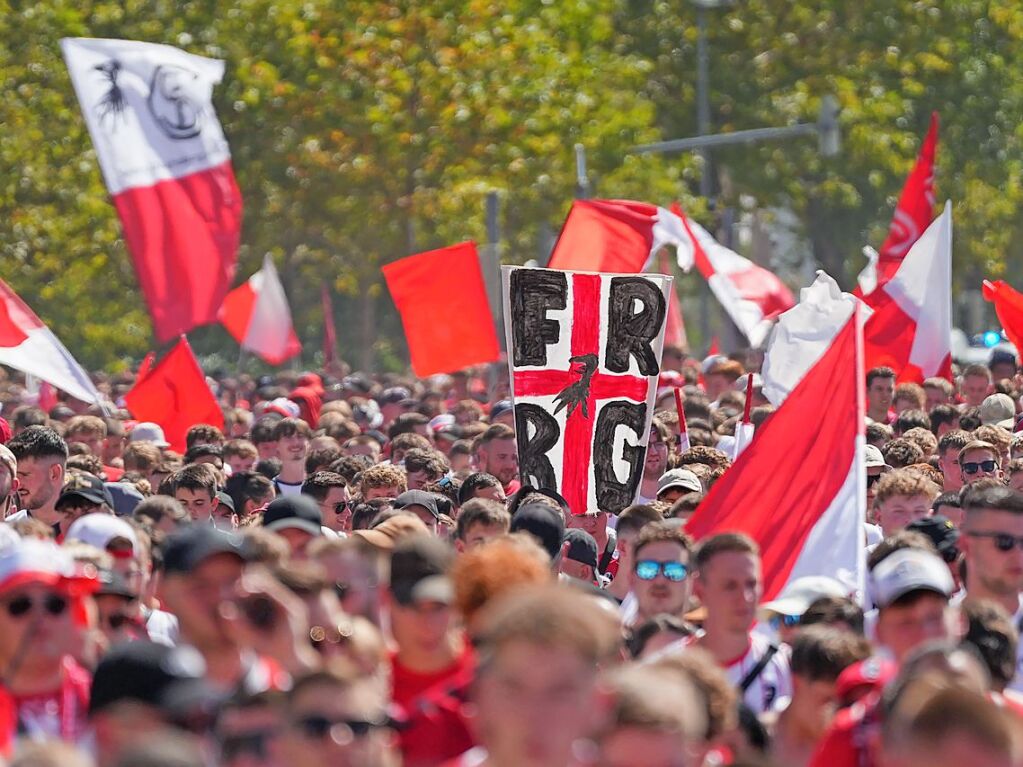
[862, 203, 952, 383]
[124, 337, 224, 453]
[860, 113, 938, 295]
[61, 38, 240, 343]
[321, 283, 338, 365]
[382, 242, 500, 377]
[658, 249, 688, 351]
[983, 280, 1023, 354]
[685, 311, 865, 601]
[219, 255, 300, 365]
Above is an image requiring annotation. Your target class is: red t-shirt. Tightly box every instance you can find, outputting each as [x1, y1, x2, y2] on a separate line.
[808, 696, 880, 767]
[392, 644, 476, 767]
[1, 657, 92, 754]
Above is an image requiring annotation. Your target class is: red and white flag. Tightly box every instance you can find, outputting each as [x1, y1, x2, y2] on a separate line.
[983, 279, 1023, 355]
[219, 255, 301, 365]
[61, 38, 241, 343]
[0, 279, 100, 405]
[861, 201, 952, 383]
[672, 205, 795, 348]
[685, 307, 866, 601]
[858, 113, 938, 295]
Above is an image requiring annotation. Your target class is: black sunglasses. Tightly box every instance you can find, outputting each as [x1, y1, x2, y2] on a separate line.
[866, 474, 882, 488]
[967, 531, 1023, 552]
[220, 730, 276, 760]
[961, 460, 998, 475]
[4, 594, 68, 619]
[334, 501, 351, 515]
[294, 714, 386, 740]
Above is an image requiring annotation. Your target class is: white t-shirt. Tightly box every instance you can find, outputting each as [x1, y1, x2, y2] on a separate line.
[273, 477, 304, 497]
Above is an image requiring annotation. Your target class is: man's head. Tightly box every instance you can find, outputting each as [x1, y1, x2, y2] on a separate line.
[358, 464, 407, 501]
[630, 521, 693, 623]
[872, 548, 955, 662]
[929, 404, 960, 436]
[656, 468, 702, 505]
[866, 367, 896, 415]
[893, 383, 926, 414]
[789, 626, 871, 713]
[614, 504, 663, 572]
[865, 444, 892, 507]
[702, 356, 743, 402]
[474, 423, 518, 488]
[8, 426, 68, 514]
[471, 585, 618, 767]
[693, 532, 760, 635]
[65, 415, 107, 457]
[643, 421, 670, 481]
[387, 534, 455, 655]
[960, 364, 993, 407]
[936, 430, 970, 491]
[872, 469, 940, 536]
[272, 418, 312, 464]
[454, 498, 510, 551]
[0, 445, 18, 516]
[392, 490, 442, 534]
[959, 483, 1023, 603]
[301, 471, 350, 533]
[262, 495, 324, 556]
[170, 463, 221, 522]
[958, 440, 1003, 484]
[457, 471, 506, 505]
[566, 509, 610, 551]
[509, 503, 566, 565]
[402, 448, 449, 491]
[223, 439, 259, 475]
[224, 471, 274, 521]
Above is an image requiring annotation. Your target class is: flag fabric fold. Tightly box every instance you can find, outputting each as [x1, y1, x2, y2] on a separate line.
[859, 113, 939, 295]
[685, 310, 866, 601]
[382, 242, 500, 377]
[219, 255, 301, 365]
[124, 337, 223, 453]
[983, 280, 1023, 356]
[762, 271, 868, 406]
[672, 205, 795, 348]
[0, 280, 100, 405]
[861, 201, 952, 383]
[61, 37, 241, 343]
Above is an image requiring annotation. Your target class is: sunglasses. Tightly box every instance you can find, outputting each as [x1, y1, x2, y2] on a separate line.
[294, 714, 385, 740]
[866, 474, 882, 489]
[634, 560, 688, 582]
[4, 594, 68, 619]
[104, 612, 136, 631]
[967, 531, 1023, 552]
[961, 460, 998, 475]
[334, 501, 351, 515]
[769, 614, 801, 630]
[220, 730, 277, 760]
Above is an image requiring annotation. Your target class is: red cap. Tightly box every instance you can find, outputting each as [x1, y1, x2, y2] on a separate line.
[835, 657, 897, 704]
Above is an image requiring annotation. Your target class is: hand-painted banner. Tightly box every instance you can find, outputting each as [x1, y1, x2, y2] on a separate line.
[503, 266, 671, 515]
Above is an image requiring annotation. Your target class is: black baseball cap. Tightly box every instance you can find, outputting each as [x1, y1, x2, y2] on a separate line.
[89, 641, 216, 717]
[906, 515, 961, 563]
[56, 473, 114, 509]
[564, 529, 598, 569]
[96, 569, 137, 599]
[262, 495, 323, 536]
[394, 490, 441, 520]
[389, 534, 454, 606]
[162, 525, 249, 575]
[510, 503, 565, 560]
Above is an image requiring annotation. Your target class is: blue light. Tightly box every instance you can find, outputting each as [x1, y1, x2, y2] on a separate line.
[983, 330, 1002, 348]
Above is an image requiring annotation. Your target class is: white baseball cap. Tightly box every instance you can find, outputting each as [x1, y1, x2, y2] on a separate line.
[129, 422, 170, 448]
[66, 514, 138, 558]
[871, 549, 953, 609]
[760, 575, 848, 617]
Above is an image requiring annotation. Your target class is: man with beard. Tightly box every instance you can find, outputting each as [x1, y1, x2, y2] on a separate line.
[473, 424, 519, 496]
[7, 426, 68, 532]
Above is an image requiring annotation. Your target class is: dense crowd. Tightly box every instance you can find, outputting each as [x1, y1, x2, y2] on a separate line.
[0, 345, 1020, 767]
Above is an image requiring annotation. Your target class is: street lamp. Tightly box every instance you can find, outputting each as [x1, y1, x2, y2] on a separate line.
[690, 0, 733, 199]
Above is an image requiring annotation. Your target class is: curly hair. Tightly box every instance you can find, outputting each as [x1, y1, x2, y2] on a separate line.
[358, 464, 407, 495]
[873, 468, 940, 508]
[881, 438, 925, 469]
[677, 446, 731, 471]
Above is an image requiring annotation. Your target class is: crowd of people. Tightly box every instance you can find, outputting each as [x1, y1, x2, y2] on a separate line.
[0, 346, 1020, 766]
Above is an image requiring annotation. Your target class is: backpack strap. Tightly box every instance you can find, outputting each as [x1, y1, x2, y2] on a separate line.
[739, 643, 779, 693]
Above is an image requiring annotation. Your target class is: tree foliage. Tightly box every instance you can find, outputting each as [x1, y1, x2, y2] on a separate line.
[1, 1, 1021, 369]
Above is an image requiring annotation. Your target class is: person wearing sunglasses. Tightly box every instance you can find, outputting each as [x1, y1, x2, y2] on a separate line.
[280, 667, 396, 767]
[628, 520, 693, 628]
[959, 483, 1023, 692]
[0, 538, 96, 749]
[301, 471, 351, 534]
[957, 440, 1003, 484]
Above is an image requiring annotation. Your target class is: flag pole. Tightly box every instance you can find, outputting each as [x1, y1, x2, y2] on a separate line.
[741, 373, 754, 424]
[674, 386, 690, 453]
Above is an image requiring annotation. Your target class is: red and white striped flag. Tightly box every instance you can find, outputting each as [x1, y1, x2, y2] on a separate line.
[0, 280, 100, 405]
[61, 38, 241, 343]
[686, 305, 866, 601]
[219, 255, 301, 365]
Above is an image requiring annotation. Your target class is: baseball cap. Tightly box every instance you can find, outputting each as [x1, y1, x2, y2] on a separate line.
[56, 473, 115, 509]
[564, 529, 598, 569]
[162, 526, 249, 575]
[871, 548, 954, 609]
[105, 482, 144, 517]
[760, 575, 848, 617]
[990, 349, 1017, 369]
[129, 422, 170, 448]
[89, 641, 215, 718]
[905, 515, 960, 563]
[0, 539, 76, 594]
[657, 469, 702, 496]
[864, 444, 890, 471]
[510, 503, 566, 560]
[262, 496, 323, 537]
[0, 445, 16, 480]
[353, 514, 429, 551]
[378, 386, 412, 406]
[835, 657, 897, 705]
[701, 355, 744, 379]
[489, 400, 514, 421]
[66, 514, 138, 558]
[393, 490, 441, 520]
[980, 394, 1016, 426]
[96, 569, 138, 599]
[389, 534, 454, 606]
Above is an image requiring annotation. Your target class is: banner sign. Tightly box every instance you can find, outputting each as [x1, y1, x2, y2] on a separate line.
[503, 266, 671, 515]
